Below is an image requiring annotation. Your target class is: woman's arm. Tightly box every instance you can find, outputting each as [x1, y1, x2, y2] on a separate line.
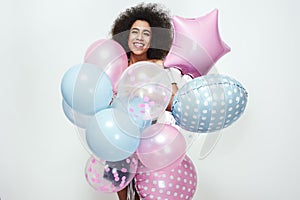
[166, 83, 178, 111]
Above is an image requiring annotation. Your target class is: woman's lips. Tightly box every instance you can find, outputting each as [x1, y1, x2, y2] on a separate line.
[133, 42, 145, 48]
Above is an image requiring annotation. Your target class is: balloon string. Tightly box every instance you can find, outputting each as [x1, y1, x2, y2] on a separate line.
[127, 181, 135, 200]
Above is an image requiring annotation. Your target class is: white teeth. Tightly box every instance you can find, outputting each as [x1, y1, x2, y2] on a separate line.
[133, 42, 144, 47]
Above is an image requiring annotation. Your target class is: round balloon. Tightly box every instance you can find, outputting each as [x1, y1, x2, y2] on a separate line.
[61, 63, 113, 115]
[117, 61, 172, 121]
[85, 155, 138, 193]
[135, 155, 197, 200]
[172, 74, 248, 133]
[62, 100, 92, 129]
[86, 108, 140, 161]
[84, 39, 128, 92]
[111, 98, 152, 133]
[136, 123, 186, 170]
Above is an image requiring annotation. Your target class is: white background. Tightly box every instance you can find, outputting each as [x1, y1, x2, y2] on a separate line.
[1, 0, 300, 199]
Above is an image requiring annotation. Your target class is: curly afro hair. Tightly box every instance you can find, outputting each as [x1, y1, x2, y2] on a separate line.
[110, 3, 173, 60]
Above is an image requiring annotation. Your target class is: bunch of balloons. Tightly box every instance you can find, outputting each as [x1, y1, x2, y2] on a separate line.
[60, 9, 248, 200]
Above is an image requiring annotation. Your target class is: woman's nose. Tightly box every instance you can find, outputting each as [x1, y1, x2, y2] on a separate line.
[136, 32, 143, 40]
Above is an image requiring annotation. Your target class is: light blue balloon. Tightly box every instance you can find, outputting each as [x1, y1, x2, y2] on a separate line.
[61, 63, 113, 115]
[62, 100, 92, 129]
[86, 108, 140, 161]
[172, 74, 248, 133]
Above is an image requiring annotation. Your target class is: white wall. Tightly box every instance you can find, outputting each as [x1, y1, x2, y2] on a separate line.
[1, 0, 300, 199]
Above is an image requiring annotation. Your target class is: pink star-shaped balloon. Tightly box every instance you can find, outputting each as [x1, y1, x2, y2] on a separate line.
[164, 9, 231, 78]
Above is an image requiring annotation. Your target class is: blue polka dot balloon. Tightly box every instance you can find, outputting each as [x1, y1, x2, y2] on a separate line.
[172, 74, 248, 133]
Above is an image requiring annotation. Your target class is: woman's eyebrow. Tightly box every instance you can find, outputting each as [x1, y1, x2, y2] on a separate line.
[131, 27, 151, 32]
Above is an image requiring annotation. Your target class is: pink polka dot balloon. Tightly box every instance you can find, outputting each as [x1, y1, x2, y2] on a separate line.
[85, 155, 138, 193]
[135, 155, 197, 200]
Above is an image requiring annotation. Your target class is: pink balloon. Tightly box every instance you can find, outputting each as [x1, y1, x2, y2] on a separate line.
[84, 39, 128, 92]
[136, 123, 186, 171]
[164, 9, 230, 78]
[85, 155, 138, 193]
[135, 155, 197, 200]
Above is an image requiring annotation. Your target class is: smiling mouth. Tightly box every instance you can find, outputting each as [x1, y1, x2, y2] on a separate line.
[133, 42, 145, 48]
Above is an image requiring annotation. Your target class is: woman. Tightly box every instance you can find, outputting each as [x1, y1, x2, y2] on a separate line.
[110, 3, 177, 199]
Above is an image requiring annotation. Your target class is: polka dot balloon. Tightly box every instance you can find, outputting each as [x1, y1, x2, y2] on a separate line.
[172, 74, 248, 133]
[85, 155, 138, 193]
[135, 155, 197, 200]
[116, 61, 172, 121]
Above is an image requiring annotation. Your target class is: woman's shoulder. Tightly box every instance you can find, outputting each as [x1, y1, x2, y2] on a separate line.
[149, 59, 163, 65]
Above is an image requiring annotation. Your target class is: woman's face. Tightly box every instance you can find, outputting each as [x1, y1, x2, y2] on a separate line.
[128, 20, 152, 57]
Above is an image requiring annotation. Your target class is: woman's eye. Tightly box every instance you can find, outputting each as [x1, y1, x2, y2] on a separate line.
[131, 30, 138, 34]
[143, 32, 150, 37]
